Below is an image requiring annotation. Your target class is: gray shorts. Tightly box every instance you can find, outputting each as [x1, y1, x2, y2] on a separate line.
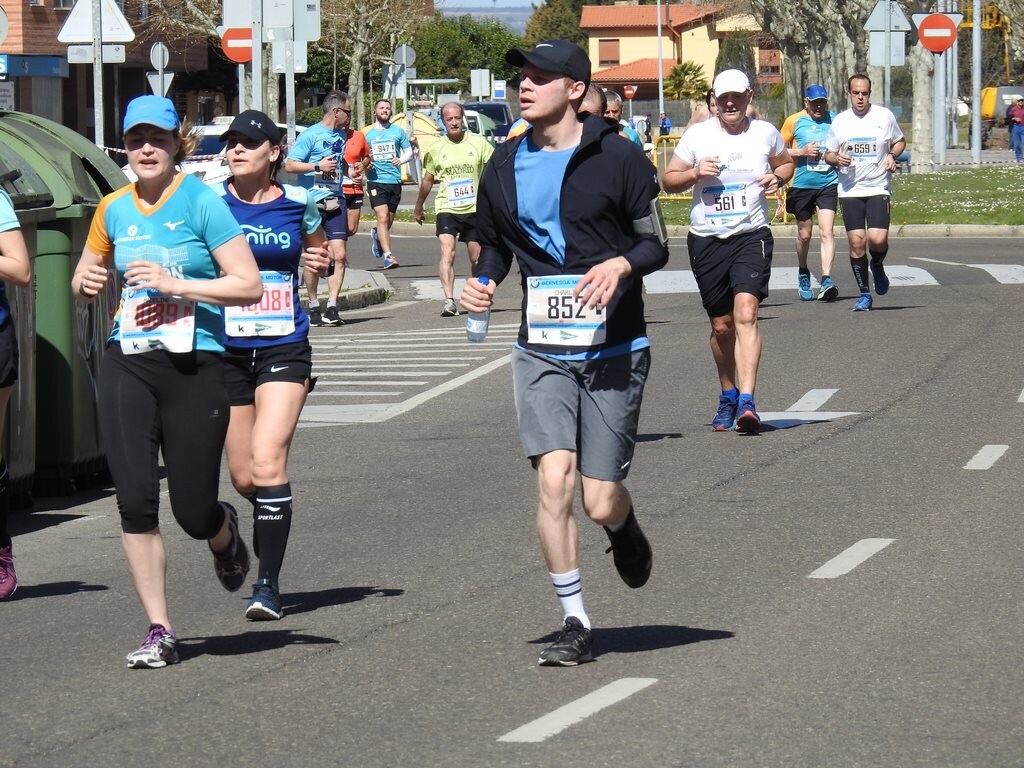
[511, 346, 651, 482]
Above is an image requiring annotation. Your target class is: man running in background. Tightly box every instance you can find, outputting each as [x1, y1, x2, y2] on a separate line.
[780, 84, 840, 302]
[364, 99, 413, 269]
[414, 102, 494, 317]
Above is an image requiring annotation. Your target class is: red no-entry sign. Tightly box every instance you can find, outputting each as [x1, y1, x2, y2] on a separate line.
[916, 13, 959, 54]
[623, 84, 637, 100]
[221, 27, 253, 64]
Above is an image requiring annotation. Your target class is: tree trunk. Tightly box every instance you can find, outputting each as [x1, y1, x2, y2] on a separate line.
[909, 42, 935, 173]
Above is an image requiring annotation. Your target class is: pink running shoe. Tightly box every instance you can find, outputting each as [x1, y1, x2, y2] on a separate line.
[0, 544, 17, 600]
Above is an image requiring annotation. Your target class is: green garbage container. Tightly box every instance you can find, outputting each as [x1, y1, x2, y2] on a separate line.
[0, 111, 129, 495]
[0, 144, 55, 507]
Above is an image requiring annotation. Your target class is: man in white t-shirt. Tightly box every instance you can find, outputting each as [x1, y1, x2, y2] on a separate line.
[661, 69, 793, 435]
[823, 74, 905, 312]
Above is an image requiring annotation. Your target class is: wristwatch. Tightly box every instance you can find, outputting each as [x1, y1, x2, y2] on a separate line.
[314, 160, 320, 172]
[773, 173, 786, 188]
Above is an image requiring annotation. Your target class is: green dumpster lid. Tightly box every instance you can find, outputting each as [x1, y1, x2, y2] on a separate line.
[0, 141, 53, 210]
[0, 112, 127, 212]
[2, 111, 129, 195]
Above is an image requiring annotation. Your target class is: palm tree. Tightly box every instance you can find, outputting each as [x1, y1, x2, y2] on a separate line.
[665, 61, 710, 102]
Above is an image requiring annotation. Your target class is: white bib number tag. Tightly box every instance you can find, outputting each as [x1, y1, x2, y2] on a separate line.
[224, 271, 295, 337]
[371, 140, 396, 161]
[848, 137, 877, 164]
[526, 275, 607, 347]
[447, 178, 476, 206]
[119, 289, 196, 354]
[701, 183, 748, 225]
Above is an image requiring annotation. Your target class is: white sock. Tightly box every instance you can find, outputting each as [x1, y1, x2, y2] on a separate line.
[307, 300, 318, 310]
[326, 301, 337, 309]
[549, 569, 590, 629]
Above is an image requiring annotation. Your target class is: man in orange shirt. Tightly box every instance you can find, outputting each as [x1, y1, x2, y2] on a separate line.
[342, 108, 372, 242]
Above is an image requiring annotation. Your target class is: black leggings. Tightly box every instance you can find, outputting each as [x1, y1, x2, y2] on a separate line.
[98, 345, 229, 538]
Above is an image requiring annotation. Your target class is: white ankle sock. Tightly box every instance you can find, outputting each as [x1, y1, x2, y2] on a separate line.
[549, 569, 590, 629]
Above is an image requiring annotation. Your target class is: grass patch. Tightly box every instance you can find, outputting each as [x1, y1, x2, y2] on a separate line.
[399, 166, 1024, 227]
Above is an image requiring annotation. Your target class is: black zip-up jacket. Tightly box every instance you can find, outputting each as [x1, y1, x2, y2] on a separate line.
[476, 114, 669, 357]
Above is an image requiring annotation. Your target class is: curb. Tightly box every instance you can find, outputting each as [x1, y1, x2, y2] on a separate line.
[312, 268, 391, 311]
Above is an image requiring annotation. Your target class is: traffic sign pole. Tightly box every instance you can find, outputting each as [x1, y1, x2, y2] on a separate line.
[92, 0, 103, 148]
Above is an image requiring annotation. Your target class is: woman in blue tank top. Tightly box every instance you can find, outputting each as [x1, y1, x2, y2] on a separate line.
[215, 110, 330, 621]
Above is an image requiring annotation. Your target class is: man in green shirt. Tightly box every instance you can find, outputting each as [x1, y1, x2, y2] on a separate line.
[414, 102, 495, 316]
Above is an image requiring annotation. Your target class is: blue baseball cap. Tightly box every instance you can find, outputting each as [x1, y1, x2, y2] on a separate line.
[123, 95, 180, 133]
[804, 84, 828, 101]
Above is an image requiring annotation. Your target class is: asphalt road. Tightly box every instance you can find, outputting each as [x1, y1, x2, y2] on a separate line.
[4, 235, 1024, 767]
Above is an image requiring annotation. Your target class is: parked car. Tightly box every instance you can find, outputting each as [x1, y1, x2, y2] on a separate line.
[461, 100, 515, 141]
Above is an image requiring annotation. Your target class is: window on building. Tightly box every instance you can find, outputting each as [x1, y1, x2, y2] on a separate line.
[598, 39, 620, 68]
[54, 0, 75, 8]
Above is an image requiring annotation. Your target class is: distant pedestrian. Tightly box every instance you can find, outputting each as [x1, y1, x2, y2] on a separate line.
[0, 187, 32, 601]
[464, 40, 668, 666]
[1007, 97, 1024, 161]
[823, 74, 906, 312]
[73, 95, 262, 668]
[658, 112, 672, 136]
[215, 110, 331, 621]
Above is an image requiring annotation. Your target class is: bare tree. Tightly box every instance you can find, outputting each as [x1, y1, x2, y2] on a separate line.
[319, 0, 430, 128]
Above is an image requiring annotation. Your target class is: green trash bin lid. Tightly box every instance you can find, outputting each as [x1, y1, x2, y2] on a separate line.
[0, 140, 55, 224]
[1, 111, 129, 196]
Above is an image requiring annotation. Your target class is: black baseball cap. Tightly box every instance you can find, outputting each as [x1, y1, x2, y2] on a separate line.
[506, 40, 591, 88]
[219, 110, 283, 144]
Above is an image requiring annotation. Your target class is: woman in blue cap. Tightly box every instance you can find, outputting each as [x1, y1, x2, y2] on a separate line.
[0, 186, 32, 601]
[72, 95, 263, 668]
[213, 110, 330, 621]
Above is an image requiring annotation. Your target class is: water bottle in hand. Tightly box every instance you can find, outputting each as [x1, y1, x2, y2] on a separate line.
[466, 276, 491, 343]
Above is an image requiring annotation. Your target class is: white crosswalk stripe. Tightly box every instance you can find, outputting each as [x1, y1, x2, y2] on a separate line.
[406, 263, 1024, 302]
[301, 323, 519, 425]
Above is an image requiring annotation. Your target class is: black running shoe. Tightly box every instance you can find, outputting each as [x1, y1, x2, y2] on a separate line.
[538, 617, 593, 666]
[604, 509, 652, 589]
[210, 502, 250, 592]
[307, 306, 323, 327]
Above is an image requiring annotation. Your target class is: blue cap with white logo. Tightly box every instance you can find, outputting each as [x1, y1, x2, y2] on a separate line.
[804, 84, 828, 101]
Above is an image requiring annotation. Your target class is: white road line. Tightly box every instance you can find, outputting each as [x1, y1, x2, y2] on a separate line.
[310, 363, 471, 369]
[1018, 387, 1024, 404]
[807, 538, 895, 579]
[787, 389, 838, 412]
[309, 380, 423, 386]
[310, 323, 519, 341]
[311, 370, 450, 377]
[910, 258, 1024, 284]
[497, 678, 658, 743]
[963, 444, 1009, 470]
[307, 391, 404, 397]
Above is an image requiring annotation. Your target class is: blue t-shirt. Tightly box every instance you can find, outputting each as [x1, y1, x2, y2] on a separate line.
[287, 123, 347, 196]
[86, 173, 243, 354]
[0, 189, 18, 325]
[215, 181, 322, 349]
[514, 137, 575, 265]
[364, 123, 411, 185]
[790, 111, 838, 189]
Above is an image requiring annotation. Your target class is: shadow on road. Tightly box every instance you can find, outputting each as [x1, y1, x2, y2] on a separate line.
[180, 629, 340, 658]
[9, 580, 110, 599]
[530, 624, 734, 655]
[281, 585, 405, 617]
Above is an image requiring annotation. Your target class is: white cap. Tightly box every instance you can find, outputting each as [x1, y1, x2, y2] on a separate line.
[713, 69, 751, 97]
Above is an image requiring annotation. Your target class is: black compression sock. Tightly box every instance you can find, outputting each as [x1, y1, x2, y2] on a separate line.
[254, 483, 293, 584]
[851, 256, 870, 293]
[869, 246, 888, 266]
